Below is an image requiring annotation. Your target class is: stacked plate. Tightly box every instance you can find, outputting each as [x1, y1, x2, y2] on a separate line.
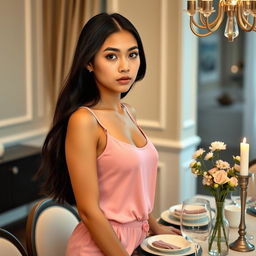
[160, 204, 213, 227]
[140, 234, 196, 256]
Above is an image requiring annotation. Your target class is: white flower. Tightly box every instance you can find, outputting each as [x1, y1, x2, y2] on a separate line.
[191, 168, 199, 175]
[189, 160, 197, 168]
[205, 152, 213, 160]
[209, 141, 226, 151]
[216, 160, 230, 170]
[192, 148, 205, 159]
[233, 155, 240, 161]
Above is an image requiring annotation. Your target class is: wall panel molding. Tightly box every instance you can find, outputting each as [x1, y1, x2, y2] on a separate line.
[152, 135, 200, 152]
[182, 119, 195, 130]
[152, 161, 167, 217]
[35, 0, 45, 118]
[137, 0, 167, 131]
[0, 0, 33, 128]
[1, 127, 48, 145]
[179, 0, 198, 137]
[157, 161, 167, 212]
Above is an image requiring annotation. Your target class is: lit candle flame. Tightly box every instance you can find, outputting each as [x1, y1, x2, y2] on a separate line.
[243, 137, 247, 143]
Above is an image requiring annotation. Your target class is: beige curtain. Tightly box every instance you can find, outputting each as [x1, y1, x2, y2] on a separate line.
[43, 0, 101, 104]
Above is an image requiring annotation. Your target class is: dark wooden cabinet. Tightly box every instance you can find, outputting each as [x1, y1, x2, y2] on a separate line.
[0, 145, 42, 213]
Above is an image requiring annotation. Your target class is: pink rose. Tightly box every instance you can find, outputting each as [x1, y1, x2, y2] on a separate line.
[229, 177, 238, 187]
[202, 176, 213, 186]
[208, 168, 218, 175]
[212, 170, 229, 185]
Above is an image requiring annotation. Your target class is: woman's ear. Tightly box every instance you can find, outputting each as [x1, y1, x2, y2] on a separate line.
[86, 63, 93, 72]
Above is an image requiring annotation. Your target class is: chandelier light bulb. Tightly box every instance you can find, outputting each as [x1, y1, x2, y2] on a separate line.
[230, 0, 238, 5]
[224, 14, 239, 41]
[186, 0, 256, 41]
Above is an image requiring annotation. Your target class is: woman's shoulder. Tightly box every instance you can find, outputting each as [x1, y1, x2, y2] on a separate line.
[68, 107, 98, 131]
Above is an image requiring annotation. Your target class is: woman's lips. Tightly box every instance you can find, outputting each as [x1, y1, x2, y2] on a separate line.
[116, 77, 132, 85]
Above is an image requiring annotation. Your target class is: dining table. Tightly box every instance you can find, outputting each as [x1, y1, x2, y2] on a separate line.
[136, 194, 256, 256]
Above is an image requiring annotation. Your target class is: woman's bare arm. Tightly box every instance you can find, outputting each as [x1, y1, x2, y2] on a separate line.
[65, 108, 129, 256]
[148, 213, 181, 235]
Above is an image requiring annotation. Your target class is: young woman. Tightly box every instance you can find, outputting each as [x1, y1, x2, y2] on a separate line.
[39, 13, 180, 256]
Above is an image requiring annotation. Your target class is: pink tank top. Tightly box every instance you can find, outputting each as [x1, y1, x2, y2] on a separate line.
[81, 105, 158, 223]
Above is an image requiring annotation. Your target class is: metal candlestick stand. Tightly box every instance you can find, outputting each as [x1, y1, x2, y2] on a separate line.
[229, 174, 255, 252]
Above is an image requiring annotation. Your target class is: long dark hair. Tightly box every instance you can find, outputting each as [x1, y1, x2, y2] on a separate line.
[38, 13, 146, 204]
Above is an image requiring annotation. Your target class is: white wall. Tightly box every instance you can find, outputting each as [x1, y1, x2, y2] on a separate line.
[244, 32, 256, 160]
[0, 0, 50, 147]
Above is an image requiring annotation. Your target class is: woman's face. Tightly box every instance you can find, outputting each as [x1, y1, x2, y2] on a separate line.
[88, 30, 140, 95]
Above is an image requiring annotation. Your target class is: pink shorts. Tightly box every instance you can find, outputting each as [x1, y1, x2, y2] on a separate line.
[65, 220, 149, 256]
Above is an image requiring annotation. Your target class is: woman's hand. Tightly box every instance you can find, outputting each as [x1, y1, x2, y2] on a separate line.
[148, 214, 182, 236]
[152, 223, 182, 236]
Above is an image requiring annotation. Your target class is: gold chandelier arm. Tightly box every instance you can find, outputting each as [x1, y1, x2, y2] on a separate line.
[207, 0, 225, 27]
[194, 0, 225, 30]
[204, 11, 225, 33]
[203, 2, 225, 32]
[238, 4, 256, 32]
[246, 16, 256, 32]
[199, 12, 206, 26]
[191, 15, 207, 29]
[189, 16, 213, 37]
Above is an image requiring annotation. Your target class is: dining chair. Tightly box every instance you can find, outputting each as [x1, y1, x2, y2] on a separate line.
[26, 198, 80, 256]
[0, 228, 28, 256]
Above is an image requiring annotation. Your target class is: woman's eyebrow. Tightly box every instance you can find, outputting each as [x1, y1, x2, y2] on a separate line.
[103, 46, 138, 52]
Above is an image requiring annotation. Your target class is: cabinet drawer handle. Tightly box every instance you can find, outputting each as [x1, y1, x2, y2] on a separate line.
[12, 166, 19, 175]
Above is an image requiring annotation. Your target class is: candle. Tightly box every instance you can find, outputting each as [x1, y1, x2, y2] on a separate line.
[240, 137, 249, 176]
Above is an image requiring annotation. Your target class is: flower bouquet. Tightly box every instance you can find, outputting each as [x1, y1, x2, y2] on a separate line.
[190, 141, 239, 256]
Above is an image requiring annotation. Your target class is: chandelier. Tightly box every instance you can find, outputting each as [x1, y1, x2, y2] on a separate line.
[186, 0, 256, 41]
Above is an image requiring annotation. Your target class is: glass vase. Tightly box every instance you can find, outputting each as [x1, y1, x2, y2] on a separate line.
[208, 200, 229, 256]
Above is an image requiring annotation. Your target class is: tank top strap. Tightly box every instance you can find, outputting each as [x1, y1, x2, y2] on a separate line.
[79, 106, 107, 132]
[121, 103, 147, 138]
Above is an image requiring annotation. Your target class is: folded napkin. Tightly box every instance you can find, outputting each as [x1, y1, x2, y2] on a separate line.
[152, 240, 181, 250]
[175, 208, 207, 215]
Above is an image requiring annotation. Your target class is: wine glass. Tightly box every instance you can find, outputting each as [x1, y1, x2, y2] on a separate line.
[180, 198, 213, 256]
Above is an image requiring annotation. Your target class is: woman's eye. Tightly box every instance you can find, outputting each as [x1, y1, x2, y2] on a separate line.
[106, 54, 117, 60]
[129, 52, 139, 58]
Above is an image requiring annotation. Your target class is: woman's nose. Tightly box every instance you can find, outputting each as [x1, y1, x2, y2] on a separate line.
[118, 58, 130, 73]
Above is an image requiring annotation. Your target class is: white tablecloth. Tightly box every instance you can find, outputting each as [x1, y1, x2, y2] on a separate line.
[195, 195, 256, 256]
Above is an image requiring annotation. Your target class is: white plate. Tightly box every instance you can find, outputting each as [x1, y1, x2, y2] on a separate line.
[161, 210, 180, 226]
[161, 210, 213, 227]
[140, 236, 196, 256]
[147, 234, 191, 254]
[169, 204, 207, 219]
[168, 204, 183, 219]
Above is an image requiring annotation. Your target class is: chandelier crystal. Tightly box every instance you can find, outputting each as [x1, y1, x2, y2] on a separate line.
[187, 0, 256, 41]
